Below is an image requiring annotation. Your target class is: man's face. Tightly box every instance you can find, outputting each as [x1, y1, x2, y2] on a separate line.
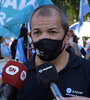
[31, 11, 65, 43]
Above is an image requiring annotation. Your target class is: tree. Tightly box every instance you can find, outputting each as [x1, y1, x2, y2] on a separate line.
[52, 0, 90, 25]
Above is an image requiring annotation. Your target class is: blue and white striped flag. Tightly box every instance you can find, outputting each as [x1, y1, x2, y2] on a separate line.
[15, 37, 26, 63]
[78, 0, 90, 33]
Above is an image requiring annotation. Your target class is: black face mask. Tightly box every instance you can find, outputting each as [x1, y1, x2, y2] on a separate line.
[33, 35, 66, 61]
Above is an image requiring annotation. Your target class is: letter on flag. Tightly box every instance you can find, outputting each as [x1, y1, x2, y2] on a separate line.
[0, 0, 53, 39]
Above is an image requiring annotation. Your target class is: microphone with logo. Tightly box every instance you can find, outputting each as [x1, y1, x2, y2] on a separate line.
[36, 62, 62, 100]
[0, 60, 28, 100]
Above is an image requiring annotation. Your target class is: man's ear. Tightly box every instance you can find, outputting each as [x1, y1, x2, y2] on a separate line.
[67, 29, 73, 40]
[64, 29, 73, 46]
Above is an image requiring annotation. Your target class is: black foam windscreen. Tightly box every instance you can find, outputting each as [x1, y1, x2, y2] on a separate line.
[36, 62, 60, 90]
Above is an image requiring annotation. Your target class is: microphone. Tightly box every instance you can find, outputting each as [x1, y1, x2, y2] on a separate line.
[36, 62, 62, 100]
[0, 60, 28, 100]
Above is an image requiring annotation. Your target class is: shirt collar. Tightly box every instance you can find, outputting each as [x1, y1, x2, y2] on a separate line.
[64, 50, 82, 69]
[24, 54, 36, 71]
[24, 49, 82, 71]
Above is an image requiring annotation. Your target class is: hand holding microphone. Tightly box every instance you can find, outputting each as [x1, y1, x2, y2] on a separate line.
[0, 60, 28, 100]
[36, 62, 62, 100]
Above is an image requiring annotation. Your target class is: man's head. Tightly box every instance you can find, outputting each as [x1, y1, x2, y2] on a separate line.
[30, 5, 73, 61]
[30, 5, 69, 36]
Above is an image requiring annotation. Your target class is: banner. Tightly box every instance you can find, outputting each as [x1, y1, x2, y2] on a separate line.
[15, 37, 26, 62]
[78, 0, 90, 33]
[0, 0, 53, 39]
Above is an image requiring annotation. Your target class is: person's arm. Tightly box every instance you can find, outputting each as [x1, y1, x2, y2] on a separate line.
[6, 55, 12, 59]
[85, 54, 90, 60]
[0, 78, 2, 86]
[80, 48, 86, 57]
[1, 48, 12, 59]
[1, 48, 4, 58]
[60, 96, 90, 100]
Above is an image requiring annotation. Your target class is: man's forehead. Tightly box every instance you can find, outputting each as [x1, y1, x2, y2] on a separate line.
[31, 14, 61, 29]
[34, 8, 59, 16]
[31, 9, 60, 22]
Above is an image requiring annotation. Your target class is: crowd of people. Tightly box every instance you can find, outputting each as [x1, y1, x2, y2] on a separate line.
[0, 24, 35, 61]
[69, 33, 90, 60]
[0, 4, 90, 100]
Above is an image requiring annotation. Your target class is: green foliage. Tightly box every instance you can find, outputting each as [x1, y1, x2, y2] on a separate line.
[52, 0, 90, 25]
[52, 0, 68, 10]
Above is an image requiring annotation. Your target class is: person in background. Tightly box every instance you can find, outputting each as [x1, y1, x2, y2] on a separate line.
[0, 37, 4, 59]
[85, 39, 90, 54]
[83, 40, 88, 51]
[0, 37, 12, 59]
[73, 34, 86, 57]
[69, 34, 82, 57]
[19, 24, 28, 59]
[11, 39, 18, 59]
[29, 42, 35, 58]
[69, 34, 87, 58]
[11, 24, 28, 60]
[85, 39, 90, 60]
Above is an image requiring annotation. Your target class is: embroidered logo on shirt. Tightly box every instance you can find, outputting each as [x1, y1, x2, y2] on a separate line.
[66, 88, 83, 96]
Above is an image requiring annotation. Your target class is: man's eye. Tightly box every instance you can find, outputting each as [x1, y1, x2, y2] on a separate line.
[34, 31, 41, 35]
[50, 31, 57, 34]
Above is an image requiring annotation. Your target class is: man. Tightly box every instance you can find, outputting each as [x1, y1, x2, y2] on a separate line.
[16, 5, 90, 100]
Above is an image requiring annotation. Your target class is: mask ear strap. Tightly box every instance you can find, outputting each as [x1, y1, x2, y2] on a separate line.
[62, 33, 67, 41]
[60, 45, 65, 54]
[59, 33, 67, 54]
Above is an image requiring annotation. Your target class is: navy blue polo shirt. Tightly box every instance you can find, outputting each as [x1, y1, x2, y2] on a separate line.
[16, 51, 90, 100]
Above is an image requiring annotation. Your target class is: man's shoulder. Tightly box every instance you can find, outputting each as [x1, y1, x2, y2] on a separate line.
[68, 50, 90, 69]
[75, 55, 90, 71]
[81, 57, 90, 67]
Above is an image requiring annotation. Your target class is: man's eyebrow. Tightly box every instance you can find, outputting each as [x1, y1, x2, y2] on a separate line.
[49, 27, 58, 30]
[32, 27, 58, 31]
[32, 28, 39, 31]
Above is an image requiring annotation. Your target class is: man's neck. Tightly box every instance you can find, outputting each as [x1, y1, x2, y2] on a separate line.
[35, 49, 69, 72]
[51, 50, 69, 72]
